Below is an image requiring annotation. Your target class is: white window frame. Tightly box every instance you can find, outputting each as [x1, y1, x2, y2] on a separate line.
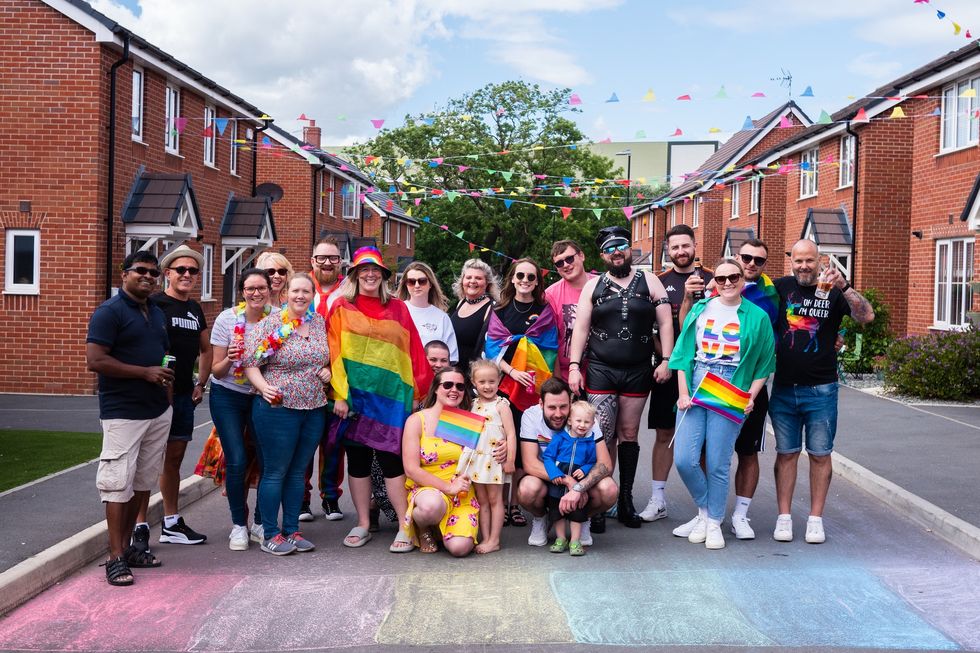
[799, 147, 819, 199]
[383, 219, 391, 245]
[692, 197, 700, 228]
[838, 135, 855, 188]
[343, 183, 358, 219]
[731, 183, 740, 219]
[201, 244, 213, 300]
[396, 221, 401, 245]
[327, 175, 335, 216]
[164, 83, 180, 154]
[941, 76, 980, 152]
[934, 237, 975, 329]
[4, 229, 40, 295]
[131, 66, 144, 141]
[750, 176, 760, 215]
[229, 120, 238, 176]
[407, 226, 412, 249]
[648, 213, 653, 238]
[670, 204, 676, 227]
[318, 171, 325, 214]
[203, 105, 216, 166]
[125, 236, 157, 257]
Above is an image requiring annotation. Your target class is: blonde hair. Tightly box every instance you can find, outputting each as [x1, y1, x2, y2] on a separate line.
[451, 258, 501, 302]
[396, 261, 449, 310]
[255, 251, 294, 303]
[570, 400, 596, 420]
[469, 358, 501, 380]
[343, 266, 393, 304]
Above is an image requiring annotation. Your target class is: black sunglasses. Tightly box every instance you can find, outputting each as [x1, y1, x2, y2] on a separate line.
[602, 243, 630, 255]
[406, 277, 429, 286]
[553, 254, 577, 268]
[265, 268, 289, 276]
[514, 271, 537, 282]
[169, 266, 199, 276]
[739, 253, 768, 267]
[313, 255, 341, 264]
[440, 381, 466, 391]
[126, 266, 161, 278]
[714, 273, 743, 286]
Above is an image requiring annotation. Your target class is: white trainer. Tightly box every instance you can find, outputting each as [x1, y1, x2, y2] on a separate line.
[730, 515, 755, 540]
[688, 516, 708, 543]
[773, 514, 793, 542]
[579, 520, 593, 547]
[672, 514, 703, 538]
[705, 520, 725, 550]
[249, 522, 265, 544]
[805, 516, 826, 544]
[229, 524, 249, 551]
[528, 516, 548, 547]
[639, 496, 667, 522]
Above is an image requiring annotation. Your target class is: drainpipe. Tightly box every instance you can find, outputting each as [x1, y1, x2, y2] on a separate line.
[251, 118, 271, 197]
[755, 173, 762, 241]
[845, 120, 860, 287]
[105, 34, 130, 299]
[311, 164, 324, 250]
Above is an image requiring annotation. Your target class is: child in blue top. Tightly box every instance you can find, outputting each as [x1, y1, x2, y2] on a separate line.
[541, 401, 598, 556]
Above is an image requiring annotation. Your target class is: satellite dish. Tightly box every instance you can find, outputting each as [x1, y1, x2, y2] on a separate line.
[255, 182, 284, 203]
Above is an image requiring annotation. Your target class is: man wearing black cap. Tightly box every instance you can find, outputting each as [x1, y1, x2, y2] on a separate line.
[567, 226, 674, 529]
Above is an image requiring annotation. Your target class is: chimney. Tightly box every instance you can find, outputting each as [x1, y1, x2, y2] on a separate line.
[303, 119, 321, 150]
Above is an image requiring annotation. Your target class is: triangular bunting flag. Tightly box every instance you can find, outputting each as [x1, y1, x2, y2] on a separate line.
[715, 86, 728, 99]
[423, 117, 435, 126]
[371, 119, 385, 129]
[635, 130, 647, 138]
[890, 106, 906, 119]
[779, 115, 792, 128]
[708, 127, 721, 133]
[742, 115, 754, 130]
[622, 206, 634, 219]
[560, 207, 573, 220]
[800, 86, 814, 97]
[853, 107, 869, 122]
[297, 113, 309, 121]
[504, 199, 514, 209]
[201, 126, 213, 137]
[818, 109, 832, 124]
[214, 118, 228, 135]
[174, 117, 187, 134]
[569, 93, 582, 105]
[670, 128, 683, 137]
[606, 92, 620, 103]
[592, 208, 603, 219]
[961, 88, 977, 98]
[751, 92, 766, 98]
[931, 107, 942, 116]
[676, 94, 692, 101]
[643, 88, 656, 102]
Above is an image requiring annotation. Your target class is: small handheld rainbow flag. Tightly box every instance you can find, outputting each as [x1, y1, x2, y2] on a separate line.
[691, 372, 751, 424]
[434, 406, 486, 450]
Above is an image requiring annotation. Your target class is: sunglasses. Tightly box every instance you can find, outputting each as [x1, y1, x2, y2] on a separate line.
[313, 255, 341, 264]
[265, 268, 289, 277]
[514, 272, 537, 282]
[406, 277, 429, 286]
[601, 243, 631, 255]
[714, 273, 743, 286]
[439, 381, 466, 391]
[739, 253, 768, 267]
[126, 266, 161, 278]
[169, 266, 199, 276]
[553, 254, 577, 268]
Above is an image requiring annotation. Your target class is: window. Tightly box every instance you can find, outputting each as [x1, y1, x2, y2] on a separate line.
[131, 67, 144, 141]
[407, 226, 412, 249]
[383, 220, 390, 245]
[229, 120, 238, 175]
[327, 175, 335, 216]
[750, 176, 760, 214]
[839, 135, 855, 187]
[934, 238, 975, 328]
[396, 221, 401, 245]
[165, 83, 180, 153]
[201, 245, 213, 300]
[318, 172, 325, 213]
[799, 148, 819, 198]
[342, 183, 358, 219]
[203, 105, 216, 166]
[4, 229, 40, 294]
[692, 197, 699, 228]
[125, 237, 155, 256]
[941, 76, 980, 151]
[731, 183, 740, 219]
[648, 213, 653, 238]
[670, 204, 676, 227]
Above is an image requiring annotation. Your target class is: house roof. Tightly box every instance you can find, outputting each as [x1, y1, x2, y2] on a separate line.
[802, 208, 852, 247]
[723, 227, 756, 256]
[366, 192, 417, 224]
[220, 195, 276, 241]
[266, 124, 374, 186]
[121, 170, 203, 229]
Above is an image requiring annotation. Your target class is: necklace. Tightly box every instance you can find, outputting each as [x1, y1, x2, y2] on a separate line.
[464, 293, 489, 305]
[231, 302, 272, 383]
[512, 300, 533, 314]
[253, 305, 315, 361]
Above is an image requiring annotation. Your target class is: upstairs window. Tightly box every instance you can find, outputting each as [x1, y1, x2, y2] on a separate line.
[203, 105, 216, 166]
[131, 67, 144, 141]
[750, 176, 760, 214]
[799, 147, 819, 198]
[164, 83, 180, 154]
[941, 76, 980, 151]
[4, 229, 40, 295]
[730, 183, 740, 219]
[839, 135, 855, 187]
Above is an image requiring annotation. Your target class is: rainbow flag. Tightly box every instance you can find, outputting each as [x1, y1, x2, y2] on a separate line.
[484, 306, 558, 412]
[742, 273, 779, 327]
[691, 372, 751, 424]
[435, 406, 486, 450]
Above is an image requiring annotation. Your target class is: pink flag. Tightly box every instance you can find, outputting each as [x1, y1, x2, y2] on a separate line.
[569, 93, 582, 105]
[371, 119, 385, 129]
[174, 117, 188, 133]
[676, 94, 692, 101]
[622, 206, 634, 219]
[778, 116, 792, 128]
[751, 92, 766, 98]
[670, 128, 683, 137]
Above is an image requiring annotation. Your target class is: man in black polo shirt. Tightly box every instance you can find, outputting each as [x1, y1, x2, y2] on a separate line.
[87, 251, 174, 585]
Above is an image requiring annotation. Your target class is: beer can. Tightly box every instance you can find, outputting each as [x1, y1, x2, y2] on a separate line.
[526, 369, 536, 394]
[162, 355, 177, 370]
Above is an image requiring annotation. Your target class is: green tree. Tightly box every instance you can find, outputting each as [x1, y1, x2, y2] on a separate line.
[349, 81, 628, 289]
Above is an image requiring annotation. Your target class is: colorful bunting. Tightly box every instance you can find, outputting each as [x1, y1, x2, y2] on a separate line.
[890, 106, 907, 119]
[800, 86, 815, 97]
[569, 93, 582, 105]
[643, 89, 656, 102]
[606, 92, 620, 102]
[371, 119, 385, 129]
[214, 118, 228, 135]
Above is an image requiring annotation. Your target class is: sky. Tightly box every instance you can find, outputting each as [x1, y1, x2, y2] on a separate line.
[93, 0, 980, 150]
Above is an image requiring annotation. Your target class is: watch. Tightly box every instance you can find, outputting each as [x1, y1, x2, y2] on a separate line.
[841, 283, 852, 293]
[572, 483, 585, 493]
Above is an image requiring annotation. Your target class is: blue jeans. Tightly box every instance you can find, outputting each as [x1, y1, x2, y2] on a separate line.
[769, 382, 839, 455]
[251, 399, 325, 540]
[209, 383, 258, 526]
[673, 362, 742, 522]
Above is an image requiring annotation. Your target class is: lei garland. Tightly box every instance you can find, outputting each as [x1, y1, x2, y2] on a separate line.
[253, 304, 316, 362]
[231, 302, 271, 384]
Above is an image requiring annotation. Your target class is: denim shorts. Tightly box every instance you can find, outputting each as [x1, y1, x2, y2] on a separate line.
[768, 382, 838, 456]
[168, 392, 196, 442]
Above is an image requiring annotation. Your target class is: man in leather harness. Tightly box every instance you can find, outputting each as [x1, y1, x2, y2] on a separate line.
[568, 226, 674, 529]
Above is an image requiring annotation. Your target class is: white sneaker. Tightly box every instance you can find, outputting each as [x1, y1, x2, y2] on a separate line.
[730, 515, 755, 540]
[688, 516, 708, 544]
[528, 516, 548, 547]
[705, 520, 725, 549]
[249, 522, 265, 544]
[773, 514, 793, 542]
[229, 525, 249, 551]
[672, 514, 703, 538]
[579, 520, 593, 547]
[805, 516, 826, 544]
[639, 496, 667, 522]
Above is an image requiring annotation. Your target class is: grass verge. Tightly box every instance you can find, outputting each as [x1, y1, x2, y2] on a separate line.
[0, 430, 102, 493]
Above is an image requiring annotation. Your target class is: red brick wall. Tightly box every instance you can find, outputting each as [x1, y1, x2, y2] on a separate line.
[256, 149, 315, 268]
[759, 173, 789, 275]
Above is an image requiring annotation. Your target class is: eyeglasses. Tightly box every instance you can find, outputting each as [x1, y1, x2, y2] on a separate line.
[169, 266, 199, 276]
[739, 253, 768, 267]
[439, 381, 466, 391]
[553, 254, 577, 268]
[242, 286, 269, 295]
[514, 272, 537, 282]
[405, 277, 429, 286]
[714, 273, 743, 286]
[313, 255, 341, 264]
[265, 268, 289, 277]
[601, 243, 631, 255]
[125, 266, 161, 278]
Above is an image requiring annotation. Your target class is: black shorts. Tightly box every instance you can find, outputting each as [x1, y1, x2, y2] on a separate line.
[585, 361, 652, 397]
[647, 370, 679, 430]
[734, 385, 769, 456]
[547, 494, 589, 523]
[346, 443, 404, 479]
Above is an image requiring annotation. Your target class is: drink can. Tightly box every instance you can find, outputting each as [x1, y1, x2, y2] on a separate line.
[526, 370, 536, 394]
[162, 355, 176, 370]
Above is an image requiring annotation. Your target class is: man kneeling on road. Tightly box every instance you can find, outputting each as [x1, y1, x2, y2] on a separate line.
[517, 377, 618, 547]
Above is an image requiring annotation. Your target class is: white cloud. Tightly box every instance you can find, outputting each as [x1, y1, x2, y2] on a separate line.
[495, 45, 593, 86]
[845, 52, 904, 83]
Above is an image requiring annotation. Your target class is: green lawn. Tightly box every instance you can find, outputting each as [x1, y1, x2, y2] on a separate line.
[0, 430, 102, 493]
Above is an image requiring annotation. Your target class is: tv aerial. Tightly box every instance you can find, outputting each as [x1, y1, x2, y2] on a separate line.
[771, 69, 793, 97]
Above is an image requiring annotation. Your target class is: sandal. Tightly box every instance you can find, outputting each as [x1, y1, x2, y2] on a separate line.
[389, 530, 415, 553]
[569, 541, 586, 556]
[549, 538, 568, 553]
[510, 505, 527, 527]
[123, 545, 161, 568]
[503, 507, 513, 527]
[102, 556, 134, 586]
[418, 529, 438, 554]
[342, 526, 372, 548]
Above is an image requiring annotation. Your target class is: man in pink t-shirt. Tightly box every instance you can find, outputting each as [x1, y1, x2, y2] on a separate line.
[544, 240, 595, 382]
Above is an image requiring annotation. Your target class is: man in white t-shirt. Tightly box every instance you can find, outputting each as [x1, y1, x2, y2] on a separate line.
[517, 377, 618, 546]
[544, 239, 595, 381]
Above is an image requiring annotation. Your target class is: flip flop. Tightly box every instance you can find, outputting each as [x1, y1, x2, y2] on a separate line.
[510, 505, 528, 527]
[389, 530, 415, 553]
[342, 526, 372, 548]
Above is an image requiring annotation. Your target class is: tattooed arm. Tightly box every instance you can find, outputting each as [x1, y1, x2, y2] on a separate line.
[842, 288, 875, 325]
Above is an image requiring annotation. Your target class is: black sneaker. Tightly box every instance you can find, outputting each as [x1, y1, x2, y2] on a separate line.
[131, 524, 151, 554]
[298, 502, 314, 522]
[590, 513, 606, 534]
[160, 517, 207, 545]
[322, 499, 343, 521]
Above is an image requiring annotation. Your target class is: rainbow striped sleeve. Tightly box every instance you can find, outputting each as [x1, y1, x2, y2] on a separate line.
[691, 371, 751, 424]
[434, 406, 486, 450]
[742, 273, 779, 327]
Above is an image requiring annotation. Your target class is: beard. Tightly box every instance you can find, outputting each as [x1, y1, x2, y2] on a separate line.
[793, 269, 818, 286]
[607, 258, 632, 278]
[669, 252, 693, 268]
[315, 267, 338, 286]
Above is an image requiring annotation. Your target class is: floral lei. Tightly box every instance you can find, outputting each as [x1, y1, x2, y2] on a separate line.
[232, 302, 271, 384]
[253, 304, 316, 362]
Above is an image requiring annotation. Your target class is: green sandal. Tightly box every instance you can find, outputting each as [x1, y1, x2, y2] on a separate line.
[569, 541, 586, 556]
[549, 538, 568, 553]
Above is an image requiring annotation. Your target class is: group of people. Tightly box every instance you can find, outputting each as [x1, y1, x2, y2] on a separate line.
[87, 222, 874, 586]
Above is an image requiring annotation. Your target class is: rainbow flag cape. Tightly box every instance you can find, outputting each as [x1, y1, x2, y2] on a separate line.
[691, 372, 751, 424]
[435, 405, 486, 450]
[742, 273, 779, 327]
[484, 306, 558, 412]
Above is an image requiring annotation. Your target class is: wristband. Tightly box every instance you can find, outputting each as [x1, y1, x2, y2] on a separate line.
[841, 283, 852, 293]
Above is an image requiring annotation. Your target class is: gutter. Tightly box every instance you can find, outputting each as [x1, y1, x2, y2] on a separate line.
[251, 118, 272, 197]
[845, 121, 860, 287]
[105, 34, 130, 299]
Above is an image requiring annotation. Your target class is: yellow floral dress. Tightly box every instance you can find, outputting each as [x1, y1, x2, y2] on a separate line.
[457, 397, 508, 485]
[404, 413, 480, 544]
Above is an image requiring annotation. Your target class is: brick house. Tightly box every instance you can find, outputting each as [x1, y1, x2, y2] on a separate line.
[0, 0, 274, 394]
[630, 102, 811, 271]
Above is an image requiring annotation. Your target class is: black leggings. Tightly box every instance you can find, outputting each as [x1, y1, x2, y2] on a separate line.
[346, 443, 404, 479]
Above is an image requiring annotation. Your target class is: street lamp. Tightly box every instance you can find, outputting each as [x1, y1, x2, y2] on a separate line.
[615, 149, 632, 207]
